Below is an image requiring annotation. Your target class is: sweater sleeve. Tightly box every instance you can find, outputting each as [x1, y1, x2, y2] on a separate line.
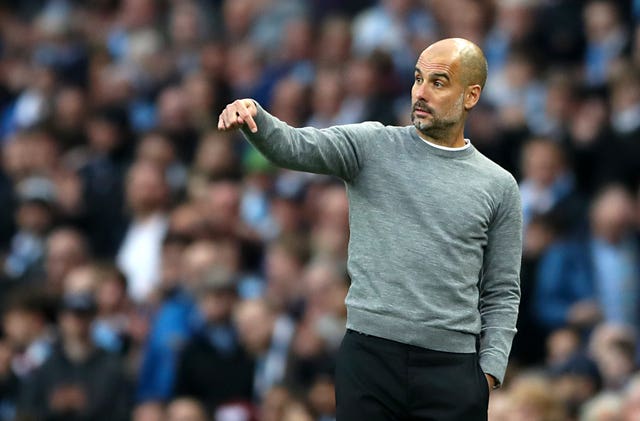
[478, 175, 523, 386]
[240, 103, 381, 182]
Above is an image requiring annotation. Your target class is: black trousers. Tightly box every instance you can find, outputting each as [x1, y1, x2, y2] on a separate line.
[335, 330, 489, 421]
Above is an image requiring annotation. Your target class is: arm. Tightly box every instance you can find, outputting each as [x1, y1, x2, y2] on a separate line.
[478, 176, 523, 387]
[218, 99, 380, 181]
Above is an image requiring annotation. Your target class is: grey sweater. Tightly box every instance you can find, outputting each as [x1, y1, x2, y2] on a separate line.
[242, 104, 522, 384]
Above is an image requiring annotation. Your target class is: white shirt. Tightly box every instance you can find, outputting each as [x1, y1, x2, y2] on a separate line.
[419, 137, 471, 151]
[116, 213, 168, 302]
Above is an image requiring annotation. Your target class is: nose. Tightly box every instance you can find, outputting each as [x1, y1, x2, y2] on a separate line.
[413, 83, 427, 102]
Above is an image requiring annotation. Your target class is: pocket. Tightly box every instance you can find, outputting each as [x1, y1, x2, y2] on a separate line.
[477, 363, 490, 406]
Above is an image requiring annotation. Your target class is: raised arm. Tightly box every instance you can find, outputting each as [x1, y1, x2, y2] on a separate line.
[218, 99, 381, 181]
[478, 176, 523, 388]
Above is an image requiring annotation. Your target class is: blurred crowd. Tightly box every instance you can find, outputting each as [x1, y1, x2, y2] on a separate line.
[0, 0, 639, 420]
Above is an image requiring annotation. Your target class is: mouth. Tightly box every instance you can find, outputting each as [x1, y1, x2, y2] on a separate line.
[412, 101, 432, 118]
[413, 108, 431, 118]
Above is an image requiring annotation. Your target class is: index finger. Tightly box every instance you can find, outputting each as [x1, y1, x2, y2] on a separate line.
[236, 104, 258, 133]
[244, 114, 257, 133]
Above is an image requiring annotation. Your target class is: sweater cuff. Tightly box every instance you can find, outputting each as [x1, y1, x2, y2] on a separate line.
[479, 352, 507, 388]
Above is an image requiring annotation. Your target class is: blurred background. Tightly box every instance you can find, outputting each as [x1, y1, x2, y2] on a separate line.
[0, 0, 638, 420]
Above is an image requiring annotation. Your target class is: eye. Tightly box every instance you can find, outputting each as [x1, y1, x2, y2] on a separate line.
[415, 75, 423, 83]
[434, 80, 443, 87]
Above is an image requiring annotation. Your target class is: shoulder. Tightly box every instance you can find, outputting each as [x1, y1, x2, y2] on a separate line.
[468, 148, 518, 194]
[328, 120, 386, 134]
[472, 148, 516, 182]
[335, 123, 410, 140]
[472, 149, 519, 196]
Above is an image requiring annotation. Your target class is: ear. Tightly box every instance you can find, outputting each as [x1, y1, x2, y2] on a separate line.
[464, 85, 482, 111]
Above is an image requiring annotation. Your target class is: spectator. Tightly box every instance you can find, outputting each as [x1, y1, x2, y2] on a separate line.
[135, 239, 212, 403]
[234, 299, 295, 400]
[43, 227, 90, 294]
[589, 324, 637, 390]
[483, 0, 541, 76]
[4, 177, 58, 282]
[305, 69, 346, 129]
[50, 86, 88, 152]
[263, 236, 308, 317]
[91, 264, 131, 354]
[269, 77, 309, 128]
[485, 48, 547, 134]
[156, 85, 199, 163]
[1, 289, 54, 379]
[315, 16, 353, 68]
[77, 106, 131, 257]
[352, 0, 436, 77]
[507, 374, 568, 421]
[259, 385, 291, 421]
[601, 63, 640, 188]
[18, 292, 131, 421]
[307, 376, 337, 421]
[565, 88, 611, 195]
[519, 138, 584, 238]
[583, 0, 629, 87]
[281, 399, 314, 421]
[117, 161, 170, 303]
[165, 397, 208, 421]
[174, 268, 254, 413]
[533, 185, 640, 332]
[135, 131, 188, 196]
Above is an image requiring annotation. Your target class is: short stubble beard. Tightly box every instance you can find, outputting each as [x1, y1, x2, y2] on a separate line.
[412, 94, 465, 141]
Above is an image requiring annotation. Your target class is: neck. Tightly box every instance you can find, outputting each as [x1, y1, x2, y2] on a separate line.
[134, 209, 160, 222]
[63, 338, 93, 363]
[415, 129, 466, 148]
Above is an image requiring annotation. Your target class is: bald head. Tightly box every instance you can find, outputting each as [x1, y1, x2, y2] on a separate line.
[412, 38, 487, 145]
[421, 38, 488, 89]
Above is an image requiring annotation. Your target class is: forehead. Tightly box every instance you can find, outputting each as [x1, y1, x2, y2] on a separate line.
[416, 46, 461, 76]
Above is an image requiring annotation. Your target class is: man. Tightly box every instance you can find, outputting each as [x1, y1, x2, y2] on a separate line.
[18, 292, 130, 421]
[116, 161, 170, 303]
[218, 38, 522, 420]
[174, 268, 254, 412]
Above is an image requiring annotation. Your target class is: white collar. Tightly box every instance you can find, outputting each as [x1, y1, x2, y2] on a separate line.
[420, 138, 471, 151]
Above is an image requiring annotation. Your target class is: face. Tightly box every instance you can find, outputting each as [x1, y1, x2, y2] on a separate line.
[59, 311, 93, 340]
[197, 290, 235, 323]
[165, 399, 207, 421]
[126, 163, 168, 215]
[411, 46, 467, 140]
[235, 301, 273, 355]
[3, 310, 40, 348]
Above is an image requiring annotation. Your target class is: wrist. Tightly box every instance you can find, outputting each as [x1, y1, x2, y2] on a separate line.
[485, 373, 499, 390]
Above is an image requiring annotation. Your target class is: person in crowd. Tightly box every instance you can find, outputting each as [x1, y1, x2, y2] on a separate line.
[519, 137, 585, 238]
[174, 268, 253, 412]
[91, 264, 131, 354]
[165, 397, 209, 421]
[1, 288, 55, 379]
[43, 227, 91, 294]
[17, 292, 131, 421]
[234, 298, 295, 401]
[117, 160, 170, 303]
[534, 184, 640, 332]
